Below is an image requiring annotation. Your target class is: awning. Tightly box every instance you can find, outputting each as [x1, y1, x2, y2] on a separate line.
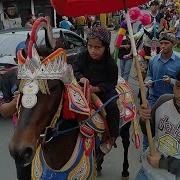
[51, 0, 148, 16]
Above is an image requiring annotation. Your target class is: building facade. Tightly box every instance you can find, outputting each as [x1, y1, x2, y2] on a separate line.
[0, 0, 57, 28]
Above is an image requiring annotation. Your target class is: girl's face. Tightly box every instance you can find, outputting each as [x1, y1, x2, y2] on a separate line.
[87, 38, 105, 61]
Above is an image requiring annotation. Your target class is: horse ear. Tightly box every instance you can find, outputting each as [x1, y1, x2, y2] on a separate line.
[27, 33, 30, 39]
[59, 30, 64, 38]
[26, 33, 30, 44]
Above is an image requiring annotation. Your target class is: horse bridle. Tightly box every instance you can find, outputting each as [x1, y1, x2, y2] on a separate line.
[16, 17, 69, 144]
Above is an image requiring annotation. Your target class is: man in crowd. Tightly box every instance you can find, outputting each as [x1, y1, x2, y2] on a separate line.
[141, 31, 180, 151]
[145, 32, 180, 107]
[3, 3, 22, 29]
[136, 69, 180, 180]
[0, 68, 18, 117]
[75, 16, 86, 38]
[0, 39, 27, 118]
[59, 16, 74, 30]
[134, 0, 161, 58]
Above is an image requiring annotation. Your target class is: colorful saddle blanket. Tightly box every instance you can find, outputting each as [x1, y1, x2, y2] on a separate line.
[63, 78, 136, 135]
[116, 77, 136, 127]
[62, 83, 106, 139]
[62, 83, 90, 120]
[31, 136, 96, 180]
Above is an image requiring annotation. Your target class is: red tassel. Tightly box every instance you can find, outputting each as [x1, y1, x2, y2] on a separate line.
[62, 91, 76, 120]
[83, 137, 95, 156]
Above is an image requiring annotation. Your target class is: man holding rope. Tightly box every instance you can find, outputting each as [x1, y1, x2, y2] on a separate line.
[141, 31, 180, 151]
[145, 32, 180, 107]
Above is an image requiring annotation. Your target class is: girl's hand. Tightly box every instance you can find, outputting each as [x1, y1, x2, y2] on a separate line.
[123, 54, 131, 59]
[91, 86, 100, 93]
[79, 77, 89, 84]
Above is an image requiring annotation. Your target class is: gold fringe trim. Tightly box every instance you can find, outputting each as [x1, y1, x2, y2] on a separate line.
[31, 145, 42, 180]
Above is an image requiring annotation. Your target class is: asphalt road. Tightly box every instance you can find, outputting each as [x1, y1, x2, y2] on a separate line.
[0, 118, 16, 180]
[0, 117, 142, 180]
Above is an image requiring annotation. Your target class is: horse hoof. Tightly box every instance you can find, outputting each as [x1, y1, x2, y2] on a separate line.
[121, 176, 129, 180]
[97, 170, 102, 177]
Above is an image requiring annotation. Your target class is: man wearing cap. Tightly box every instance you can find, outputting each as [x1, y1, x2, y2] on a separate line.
[145, 32, 180, 107]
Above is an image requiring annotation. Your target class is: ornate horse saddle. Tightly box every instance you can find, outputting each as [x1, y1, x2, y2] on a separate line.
[62, 82, 106, 137]
[63, 77, 136, 137]
[116, 77, 136, 127]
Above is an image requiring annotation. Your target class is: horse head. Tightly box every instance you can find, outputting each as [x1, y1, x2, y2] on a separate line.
[9, 17, 73, 167]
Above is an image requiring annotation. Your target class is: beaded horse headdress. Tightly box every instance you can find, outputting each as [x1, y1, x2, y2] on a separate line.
[17, 17, 74, 108]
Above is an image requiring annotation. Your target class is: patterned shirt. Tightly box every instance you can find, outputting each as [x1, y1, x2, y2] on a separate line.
[142, 95, 180, 179]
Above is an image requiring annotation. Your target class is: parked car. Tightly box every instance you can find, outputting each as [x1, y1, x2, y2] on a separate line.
[0, 27, 86, 66]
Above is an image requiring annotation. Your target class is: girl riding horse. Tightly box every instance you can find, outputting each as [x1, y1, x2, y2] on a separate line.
[73, 26, 120, 146]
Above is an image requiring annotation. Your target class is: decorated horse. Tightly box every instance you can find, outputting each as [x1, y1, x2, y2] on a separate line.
[9, 17, 138, 180]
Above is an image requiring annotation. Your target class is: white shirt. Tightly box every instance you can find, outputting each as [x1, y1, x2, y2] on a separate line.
[3, 17, 22, 29]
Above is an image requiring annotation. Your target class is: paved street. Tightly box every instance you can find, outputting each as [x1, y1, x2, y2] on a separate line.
[0, 31, 143, 180]
[97, 132, 142, 180]
[0, 118, 16, 180]
[0, 116, 142, 180]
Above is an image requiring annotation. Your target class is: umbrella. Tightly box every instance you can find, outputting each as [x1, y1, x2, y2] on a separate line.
[51, 0, 147, 16]
[50, 0, 155, 154]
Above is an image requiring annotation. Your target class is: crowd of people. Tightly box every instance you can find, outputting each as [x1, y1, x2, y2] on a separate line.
[0, 3, 101, 40]
[133, 0, 180, 179]
[0, 3, 38, 30]
[0, 0, 180, 179]
[58, 15, 102, 38]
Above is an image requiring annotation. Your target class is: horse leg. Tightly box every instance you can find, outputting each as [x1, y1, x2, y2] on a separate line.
[95, 136, 105, 176]
[15, 162, 31, 180]
[120, 122, 131, 179]
[96, 150, 104, 176]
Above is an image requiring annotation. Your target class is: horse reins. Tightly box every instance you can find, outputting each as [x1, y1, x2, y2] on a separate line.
[40, 90, 132, 143]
